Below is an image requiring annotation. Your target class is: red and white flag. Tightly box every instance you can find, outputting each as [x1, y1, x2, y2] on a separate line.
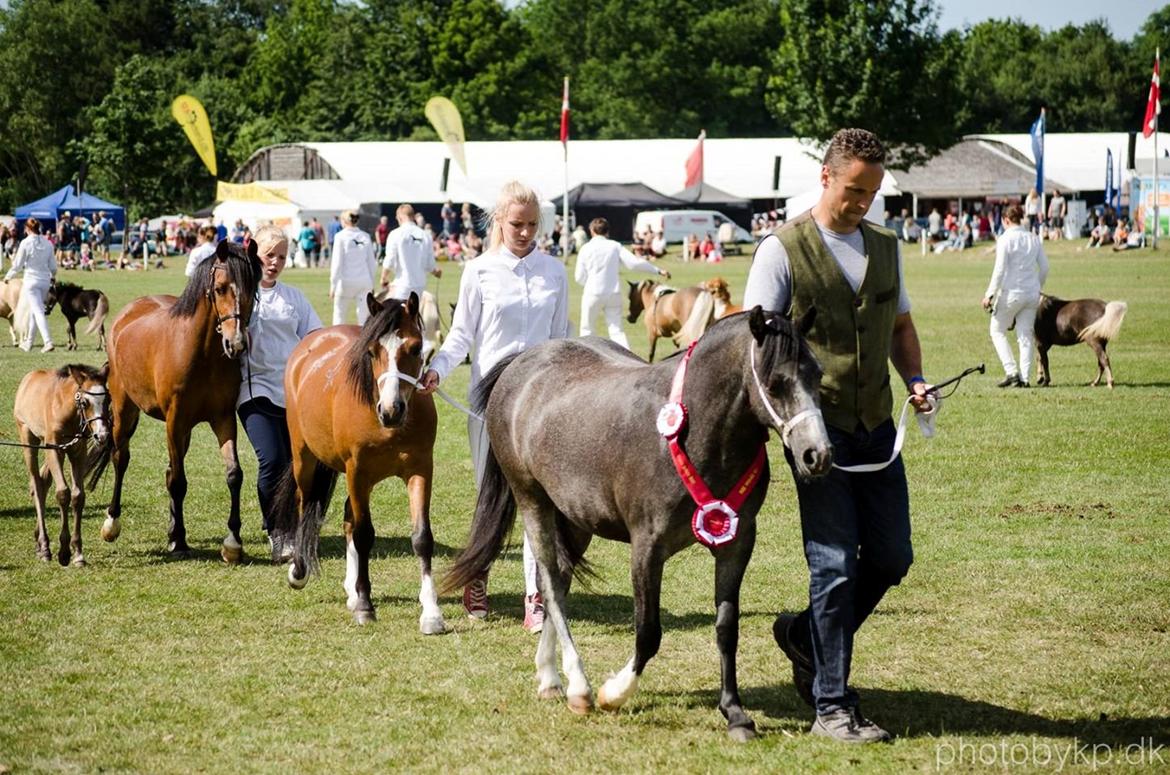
[1143, 49, 1160, 138]
[684, 130, 705, 188]
[560, 77, 570, 148]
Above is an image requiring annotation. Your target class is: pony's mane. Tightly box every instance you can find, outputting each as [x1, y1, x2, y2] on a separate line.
[345, 300, 408, 406]
[54, 363, 106, 381]
[53, 281, 83, 294]
[703, 311, 801, 376]
[170, 244, 260, 319]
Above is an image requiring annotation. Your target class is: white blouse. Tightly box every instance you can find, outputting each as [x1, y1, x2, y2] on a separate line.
[238, 282, 323, 408]
[5, 235, 56, 283]
[429, 246, 569, 392]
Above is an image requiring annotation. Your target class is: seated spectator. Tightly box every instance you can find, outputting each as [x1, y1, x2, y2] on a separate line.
[1086, 217, 1111, 248]
[446, 234, 463, 262]
[699, 232, 721, 262]
[649, 230, 666, 258]
[1111, 219, 1130, 250]
[683, 233, 701, 262]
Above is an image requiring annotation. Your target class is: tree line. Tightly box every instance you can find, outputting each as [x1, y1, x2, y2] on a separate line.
[1, 0, 1167, 218]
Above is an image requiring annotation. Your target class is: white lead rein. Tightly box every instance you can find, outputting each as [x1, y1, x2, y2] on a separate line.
[395, 371, 485, 422]
[832, 391, 941, 473]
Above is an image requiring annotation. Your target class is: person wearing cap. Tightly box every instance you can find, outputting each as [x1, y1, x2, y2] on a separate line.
[574, 216, 668, 349]
[5, 218, 57, 352]
[380, 203, 439, 301]
[329, 210, 377, 325]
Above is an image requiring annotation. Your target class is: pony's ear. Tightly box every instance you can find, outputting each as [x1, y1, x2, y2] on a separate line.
[98, 362, 110, 381]
[406, 292, 419, 318]
[365, 292, 381, 319]
[748, 305, 769, 344]
[68, 365, 87, 386]
[246, 238, 259, 262]
[214, 239, 231, 261]
[627, 280, 637, 290]
[795, 306, 817, 336]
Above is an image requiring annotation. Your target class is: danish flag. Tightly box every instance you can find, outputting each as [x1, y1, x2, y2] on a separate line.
[1143, 49, 1160, 139]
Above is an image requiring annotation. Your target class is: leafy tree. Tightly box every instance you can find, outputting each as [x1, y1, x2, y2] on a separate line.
[765, 0, 960, 164]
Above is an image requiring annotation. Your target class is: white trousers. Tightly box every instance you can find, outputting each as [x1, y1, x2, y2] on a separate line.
[332, 285, 372, 326]
[989, 291, 1039, 381]
[469, 414, 538, 597]
[579, 292, 630, 349]
[21, 278, 52, 347]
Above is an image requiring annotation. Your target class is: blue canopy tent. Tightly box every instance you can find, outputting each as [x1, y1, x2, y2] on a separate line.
[13, 185, 126, 234]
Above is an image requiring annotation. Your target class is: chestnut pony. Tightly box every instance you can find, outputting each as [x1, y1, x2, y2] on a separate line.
[700, 276, 744, 319]
[92, 240, 261, 561]
[271, 293, 444, 632]
[13, 363, 111, 566]
[626, 279, 716, 361]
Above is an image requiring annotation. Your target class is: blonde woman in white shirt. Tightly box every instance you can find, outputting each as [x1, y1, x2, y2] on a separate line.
[982, 204, 1049, 388]
[421, 181, 569, 633]
[329, 210, 376, 325]
[238, 224, 323, 538]
[4, 218, 57, 352]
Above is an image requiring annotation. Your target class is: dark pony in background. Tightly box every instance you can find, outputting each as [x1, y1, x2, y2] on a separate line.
[90, 240, 261, 561]
[44, 281, 110, 350]
[444, 308, 832, 740]
[1034, 293, 1128, 388]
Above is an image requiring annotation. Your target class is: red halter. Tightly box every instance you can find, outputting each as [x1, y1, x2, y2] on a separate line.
[657, 341, 767, 548]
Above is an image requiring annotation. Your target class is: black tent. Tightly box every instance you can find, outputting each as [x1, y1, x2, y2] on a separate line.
[550, 182, 684, 241]
[670, 182, 753, 229]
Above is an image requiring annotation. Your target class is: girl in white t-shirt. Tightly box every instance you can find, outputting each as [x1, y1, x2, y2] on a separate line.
[238, 225, 323, 536]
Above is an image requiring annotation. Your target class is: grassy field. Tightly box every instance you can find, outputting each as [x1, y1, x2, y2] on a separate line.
[0, 239, 1167, 774]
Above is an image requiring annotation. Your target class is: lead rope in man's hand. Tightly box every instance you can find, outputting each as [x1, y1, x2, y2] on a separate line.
[396, 372, 484, 422]
[832, 364, 984, 473]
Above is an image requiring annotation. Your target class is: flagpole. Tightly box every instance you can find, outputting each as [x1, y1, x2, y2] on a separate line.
[561, 76, 570, 262]
[1156, 49, 1160, 250]
[1040, 107, 1046, 239]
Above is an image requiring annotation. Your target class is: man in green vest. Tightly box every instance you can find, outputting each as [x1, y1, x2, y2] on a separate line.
[744, 128, 932, 743]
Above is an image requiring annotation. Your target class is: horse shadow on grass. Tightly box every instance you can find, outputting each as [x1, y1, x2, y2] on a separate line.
[673, 685, 1170, 745]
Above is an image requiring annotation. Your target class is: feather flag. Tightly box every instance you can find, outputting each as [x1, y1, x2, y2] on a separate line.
[560, 77, 570, 148]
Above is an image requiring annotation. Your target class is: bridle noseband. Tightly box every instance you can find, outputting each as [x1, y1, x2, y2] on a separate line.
[73, 388, 109, 440]
[748, 343, 821, 447]
[205, 262, 243, 334]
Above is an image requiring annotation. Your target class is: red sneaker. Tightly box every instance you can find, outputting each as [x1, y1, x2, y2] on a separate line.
[463, 573, 489, 619]
[523, 592, 544, 634]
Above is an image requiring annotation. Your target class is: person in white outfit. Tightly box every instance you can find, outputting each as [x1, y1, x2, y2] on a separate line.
[574, 217, 669, 349]
[982, 204, 1049, 387]
[329, 210, 376, 325]
[184, 224, 219, 278]
[4, 218, 56, 352]
[379, 203, 440, 300]
[421, 181, 569, 634]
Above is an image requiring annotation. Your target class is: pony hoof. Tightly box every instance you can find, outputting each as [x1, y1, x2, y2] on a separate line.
[37, 552, 51, 562]
[57, 550, 70, 567]
[566, 694, 594, 715]
[538, 685, 565, 701]
[167, 542, 190, 558]
[287, 564, 308, 590]
[100, 516, 121, 542]
[727, 724, 757, 743]
[354, 609, 377, 625]
[419, 614, 446, 635]
[71, 555, 87, 568]
[220, 539, 243, 565]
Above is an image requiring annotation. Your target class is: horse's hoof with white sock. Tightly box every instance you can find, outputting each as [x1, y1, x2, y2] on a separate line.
[566, 692, 594, 715]
[100, 515, 121, 542]
[220, 534, 242, 565]
[537, 684, 564, 700]
[597, 664, 639, 711]
[353, 608, 376, 625]
[287, 563, 308, 590]
[419, 613, 446, 635]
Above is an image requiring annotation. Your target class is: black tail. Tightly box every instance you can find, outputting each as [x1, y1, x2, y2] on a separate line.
[442, 353, 521, 594]
[270, 462, 338, 574]
[442, 442, 517, 594]
[85, 438, 113, 491]
[554, 511, 598, 589]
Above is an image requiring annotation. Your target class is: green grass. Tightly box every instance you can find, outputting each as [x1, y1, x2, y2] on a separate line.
[0, 241, 1167, 773]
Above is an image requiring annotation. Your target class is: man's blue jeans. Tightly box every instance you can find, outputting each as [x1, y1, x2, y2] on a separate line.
[786, 418, 913, 714]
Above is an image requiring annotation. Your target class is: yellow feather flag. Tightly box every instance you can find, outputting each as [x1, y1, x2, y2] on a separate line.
[424, 96, 467, 176]
[215, 181, 290, 204]
[171, 95, 217, 177]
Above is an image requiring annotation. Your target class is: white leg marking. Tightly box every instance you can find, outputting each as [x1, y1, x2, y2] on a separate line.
[418, 573, 446, 635]
[598, 657, 640, 711]
[535, 620, 561, 697]
[344, 537, 359, 611]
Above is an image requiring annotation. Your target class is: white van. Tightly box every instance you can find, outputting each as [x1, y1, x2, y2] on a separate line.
[635, 209, 753, 244]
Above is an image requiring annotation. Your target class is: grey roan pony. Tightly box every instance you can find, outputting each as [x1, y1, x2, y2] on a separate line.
[444, 307, 833, 740]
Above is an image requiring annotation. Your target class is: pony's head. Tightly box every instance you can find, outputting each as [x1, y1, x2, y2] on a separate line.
[627, 280, 652, 323]
[61, 362, 111, 446]
[702, 277, 732, 303]
[347, 293, 425, 428]
[173, 239, 261, 358]
[43, 281, 81, 315]
[746, 306, 832, 480]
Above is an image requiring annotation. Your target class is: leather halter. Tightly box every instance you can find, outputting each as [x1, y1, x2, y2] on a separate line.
[205, 262, 243, 333]
[658, 341, 767, 548]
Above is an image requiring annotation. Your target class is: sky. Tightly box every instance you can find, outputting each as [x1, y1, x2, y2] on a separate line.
[934, 0, 1164, 39]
